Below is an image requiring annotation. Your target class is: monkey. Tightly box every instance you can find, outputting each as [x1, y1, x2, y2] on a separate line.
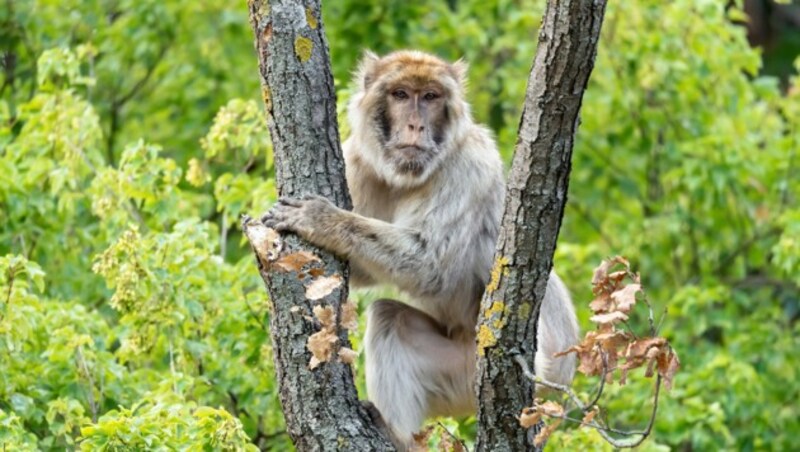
[262, 50, 580, 449]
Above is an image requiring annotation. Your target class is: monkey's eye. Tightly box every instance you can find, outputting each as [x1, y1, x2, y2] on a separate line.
[423, 92, 440, 101]
[392, 90, 409, 100]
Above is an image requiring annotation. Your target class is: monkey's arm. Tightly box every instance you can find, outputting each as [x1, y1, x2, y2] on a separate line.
[262, 195, 435, 293]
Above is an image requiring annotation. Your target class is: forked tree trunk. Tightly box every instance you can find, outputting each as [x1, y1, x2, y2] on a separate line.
[243, 0, 606, 450]
[475, 1, 607, 450]
[244, 0, 393, 450]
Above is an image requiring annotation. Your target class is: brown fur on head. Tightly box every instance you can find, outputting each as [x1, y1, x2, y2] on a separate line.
[348, 50, 472, 188]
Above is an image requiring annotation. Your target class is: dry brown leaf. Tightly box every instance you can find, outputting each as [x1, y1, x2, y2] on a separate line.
[555, 332, 601, 375]
[592, 256, 630, 295]
[341, 301, 359, 331]
[306, 329, 338, 369]
[590, 311, 629, 325]
[306, 305, 339, 369]
[557, 330, 630, 380]
[581, 407, 599, 425]
[625, 337, 666, 360]
[589, 293, 613, 313]
[595, 330, 632, 352]
[578, 352, 604, 377]
[305, 274, 342, 300]
[312, 305, 336, 329]
[660, 349, 680, 390]
[539, 400, 565, 417]
[519, 407, 541, 428]
[607, 270, 628, 283]
[611, 283, 641, 313]
[411, 427, 434, 452]
[533, 418, 562, 446]
[439, 434, 465, 452]
[591, 259, 613, 286]
[274, 251, 321, 272]
[338, 347, 358, 364]
[619, 337, 670, 384]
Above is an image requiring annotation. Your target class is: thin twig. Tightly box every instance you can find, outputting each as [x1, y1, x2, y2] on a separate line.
[638, 290, 657, 337]
[586, 351, 608, 409]
[436, 421, 469, 452]
[515, 355, 661, 448]
[655, 305, 668, 336]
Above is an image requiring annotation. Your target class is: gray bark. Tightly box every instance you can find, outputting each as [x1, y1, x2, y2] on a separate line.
[475, 1, 607, 451]
[244, 1, 393, 450]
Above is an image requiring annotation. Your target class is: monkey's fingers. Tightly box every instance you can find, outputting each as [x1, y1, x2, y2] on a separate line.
[264, 221, 288, 231]
[261, 212, 277, 226]
[261, 208, 286, 224]
[262, 204, 302, 230]
[278, 197, 304, 207]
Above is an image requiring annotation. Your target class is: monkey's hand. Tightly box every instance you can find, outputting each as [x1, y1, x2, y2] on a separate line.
[261, 195, 341, 246]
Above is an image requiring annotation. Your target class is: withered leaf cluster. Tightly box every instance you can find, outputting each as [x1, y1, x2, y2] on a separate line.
[411, 424, 466, 452]
[519, 399, 565, 446]
[306, 302, 359, 370]
[556, 256, 679, 388]
[265, 245, 359, 370]
[519, 257, 680, 446]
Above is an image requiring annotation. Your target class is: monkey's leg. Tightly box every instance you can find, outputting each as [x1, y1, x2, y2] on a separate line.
[365, 299, 475, 450]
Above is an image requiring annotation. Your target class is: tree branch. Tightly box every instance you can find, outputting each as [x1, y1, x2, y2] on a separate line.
[475, 1, 607, 450]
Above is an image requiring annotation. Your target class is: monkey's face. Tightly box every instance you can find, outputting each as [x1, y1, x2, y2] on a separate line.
[350, 51, 470, 188]
[378, 81, 448, 178]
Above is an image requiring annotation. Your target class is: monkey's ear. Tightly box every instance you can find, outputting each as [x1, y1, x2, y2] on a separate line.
[450, 58, 469, 89]
[355, 50, 381, 90]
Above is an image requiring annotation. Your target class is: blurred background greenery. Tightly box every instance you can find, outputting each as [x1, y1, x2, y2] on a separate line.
[1, 0, 798, 450]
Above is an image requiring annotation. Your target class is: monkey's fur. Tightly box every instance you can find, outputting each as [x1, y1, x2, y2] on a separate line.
[262, 50, 580, 449]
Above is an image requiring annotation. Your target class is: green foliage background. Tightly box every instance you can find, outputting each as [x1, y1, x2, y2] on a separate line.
[1, 0, 798, 450]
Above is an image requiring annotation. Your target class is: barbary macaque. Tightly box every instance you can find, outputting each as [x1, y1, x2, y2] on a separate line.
[262, 50, 579, 449]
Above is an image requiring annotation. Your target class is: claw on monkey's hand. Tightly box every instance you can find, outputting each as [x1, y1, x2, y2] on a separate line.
[260, 194, 336, 239]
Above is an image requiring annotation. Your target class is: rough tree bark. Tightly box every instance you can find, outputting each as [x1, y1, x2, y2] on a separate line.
[242, 0, 393, 450]
[475, 1, 607, 451]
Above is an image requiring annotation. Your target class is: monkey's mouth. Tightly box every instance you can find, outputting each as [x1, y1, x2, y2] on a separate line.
[395, 145, 428, 155]
[390, 145, 436, 176]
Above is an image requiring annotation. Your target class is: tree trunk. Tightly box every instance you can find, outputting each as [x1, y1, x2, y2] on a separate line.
[244, 1, 393, 450]
[475, 1, 607, 451]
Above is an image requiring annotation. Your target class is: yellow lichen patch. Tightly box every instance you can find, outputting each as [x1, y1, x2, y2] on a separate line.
[486, 300, 506, 317]
[294, 36, 313, 63]
[518, 302, 532, 320]
[477, 325, 497, 356]
[261, 87, 272, 111]
[485, 300, 507, 330]
[305, 7, 318, 29]
[252, 0, 269, 20]
[485, 256, 510, 294]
